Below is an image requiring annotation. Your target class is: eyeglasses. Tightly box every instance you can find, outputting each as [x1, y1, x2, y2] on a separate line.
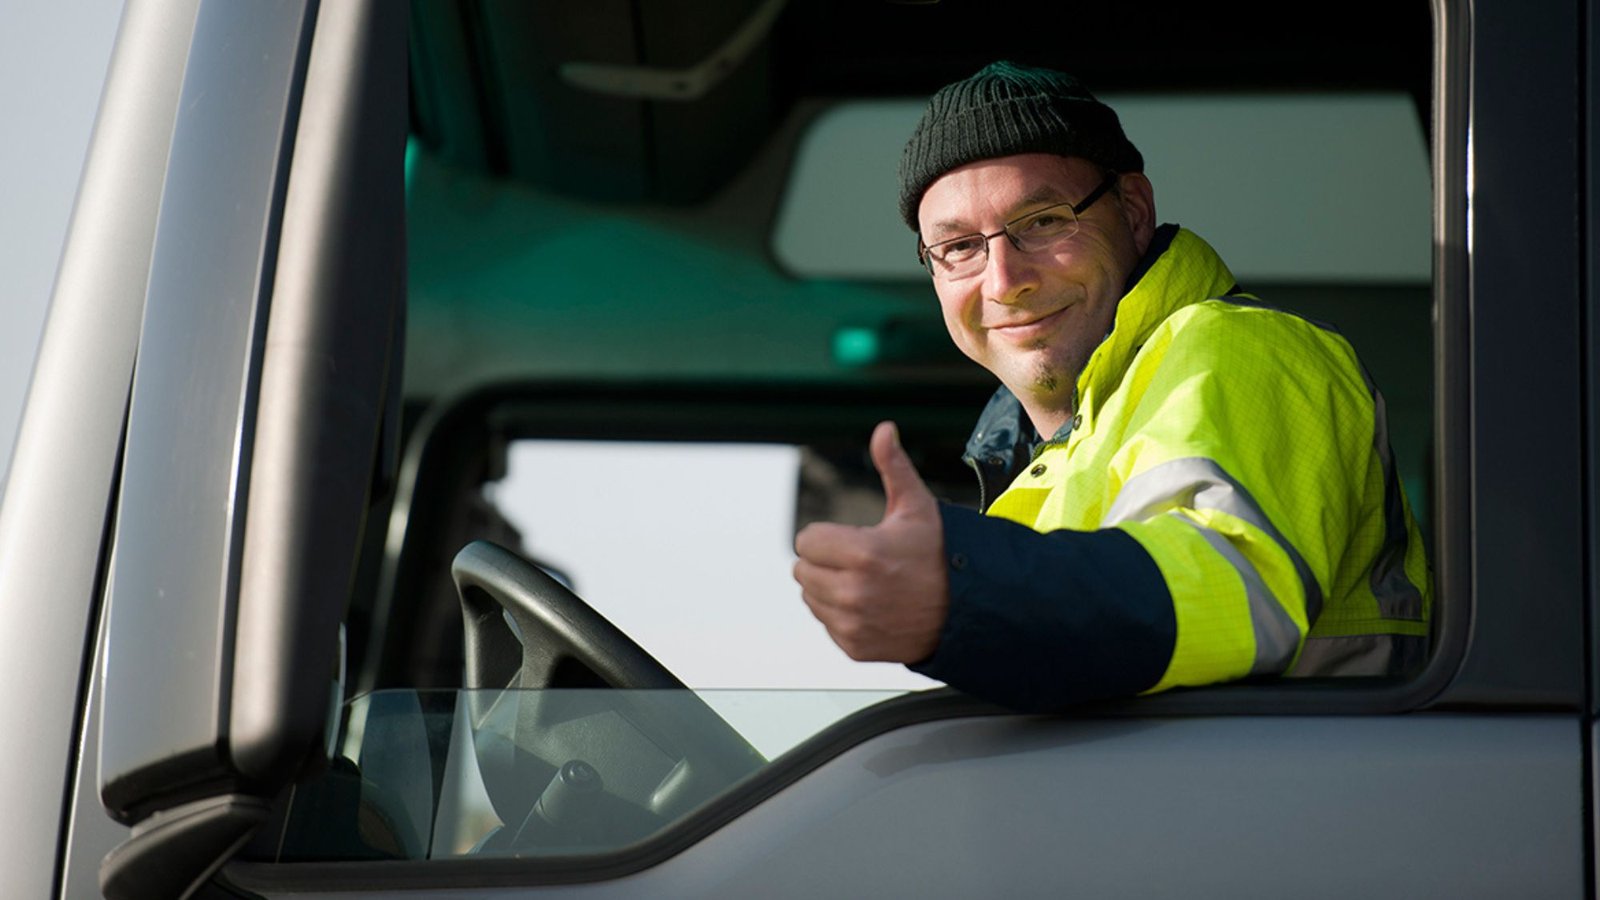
[916, 172, 1120, 280]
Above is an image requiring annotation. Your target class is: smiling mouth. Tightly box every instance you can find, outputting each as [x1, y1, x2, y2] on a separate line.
[989, 306, 1070, 341]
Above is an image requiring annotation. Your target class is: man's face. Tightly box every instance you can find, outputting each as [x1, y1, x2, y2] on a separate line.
[918, 154, 1151, 419]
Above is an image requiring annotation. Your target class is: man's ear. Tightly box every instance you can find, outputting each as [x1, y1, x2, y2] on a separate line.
[1117, 172, 1157, 255]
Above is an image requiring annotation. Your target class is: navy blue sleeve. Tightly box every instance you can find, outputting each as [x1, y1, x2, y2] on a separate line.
[908, 504, 1177, 712]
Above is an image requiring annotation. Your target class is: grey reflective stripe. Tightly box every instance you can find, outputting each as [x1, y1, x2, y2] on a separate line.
[1176, 516, 1301, 675]
[1365, 382, 1426, 620]
[1290, 633, 1427, 677]
[1102, 456, 1324, 624]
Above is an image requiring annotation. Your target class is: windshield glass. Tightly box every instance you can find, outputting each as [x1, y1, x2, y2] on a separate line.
[486, 439, 941, 691]
[272, 687, 897, 861]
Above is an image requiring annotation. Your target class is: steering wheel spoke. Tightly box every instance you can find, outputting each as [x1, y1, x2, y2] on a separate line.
[450, 541, 765, 847]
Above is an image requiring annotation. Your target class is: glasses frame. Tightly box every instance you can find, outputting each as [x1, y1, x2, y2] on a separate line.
[916, 171, 1121, 279]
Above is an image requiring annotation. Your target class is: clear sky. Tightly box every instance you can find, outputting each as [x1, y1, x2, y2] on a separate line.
[0, 0, 126, 501]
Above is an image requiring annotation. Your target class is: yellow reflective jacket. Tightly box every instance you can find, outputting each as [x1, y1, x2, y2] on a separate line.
[912, 226, 1430, 707]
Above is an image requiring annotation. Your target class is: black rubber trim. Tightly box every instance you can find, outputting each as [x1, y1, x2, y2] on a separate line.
[1583, 0, 1599, 721]
[49, 387, 133, 898]
[1420, 0, 1472, 710]
[1580, 0, 1595, 894]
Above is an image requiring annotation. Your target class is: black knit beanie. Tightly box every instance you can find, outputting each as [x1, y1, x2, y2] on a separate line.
[898, 61, 1144, 231]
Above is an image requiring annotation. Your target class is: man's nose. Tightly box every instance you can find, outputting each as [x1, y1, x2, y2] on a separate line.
[982, 234, 1039, 304]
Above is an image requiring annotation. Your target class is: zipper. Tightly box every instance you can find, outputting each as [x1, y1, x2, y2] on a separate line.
[1032, 386, 1082, 460]
[965, 455, 988, 512]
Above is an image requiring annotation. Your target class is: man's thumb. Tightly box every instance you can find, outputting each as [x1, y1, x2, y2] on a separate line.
[870, 421, 930, 516]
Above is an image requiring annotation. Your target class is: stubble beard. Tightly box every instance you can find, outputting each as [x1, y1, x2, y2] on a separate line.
[1030, 343, 1060, 395]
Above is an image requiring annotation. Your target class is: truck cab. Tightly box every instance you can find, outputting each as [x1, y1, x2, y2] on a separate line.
[1, 0, 1594, 896]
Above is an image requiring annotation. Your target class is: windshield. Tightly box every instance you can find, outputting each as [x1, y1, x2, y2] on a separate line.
[486, 439, 941, 691]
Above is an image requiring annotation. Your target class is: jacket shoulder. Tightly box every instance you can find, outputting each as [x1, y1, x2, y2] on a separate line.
[1153, 297, 1362, 372]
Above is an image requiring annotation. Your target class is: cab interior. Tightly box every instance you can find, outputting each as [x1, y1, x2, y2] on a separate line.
[271, 0, 1439, 866]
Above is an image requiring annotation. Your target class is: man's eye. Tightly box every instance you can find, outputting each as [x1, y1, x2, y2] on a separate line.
[1021, 212, 1070, 234]
[938, 237, 985, 260]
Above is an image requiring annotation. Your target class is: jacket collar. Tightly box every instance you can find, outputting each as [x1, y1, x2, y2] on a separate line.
[962, 225, 1238, 504]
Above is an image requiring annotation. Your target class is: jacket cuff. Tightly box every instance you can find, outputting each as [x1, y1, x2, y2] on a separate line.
[909, 504, 1177, 711]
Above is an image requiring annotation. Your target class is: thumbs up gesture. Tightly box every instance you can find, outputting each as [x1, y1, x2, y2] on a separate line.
[793, 421, 950, 663]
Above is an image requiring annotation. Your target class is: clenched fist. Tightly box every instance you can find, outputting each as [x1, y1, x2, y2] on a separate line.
[793, 421, 949, 663]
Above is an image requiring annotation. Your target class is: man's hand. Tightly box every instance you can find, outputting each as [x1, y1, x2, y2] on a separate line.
[793, 421, 949, 663]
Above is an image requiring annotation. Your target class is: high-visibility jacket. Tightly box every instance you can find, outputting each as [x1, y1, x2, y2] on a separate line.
[911, 225, 1430, 710]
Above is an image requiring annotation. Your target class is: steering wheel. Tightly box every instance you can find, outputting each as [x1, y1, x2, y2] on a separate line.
[451, 540, 764, 844]
[455, 539, 688, 693]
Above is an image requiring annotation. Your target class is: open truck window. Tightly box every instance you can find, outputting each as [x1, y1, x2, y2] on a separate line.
[246, 0, 1451, 879]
